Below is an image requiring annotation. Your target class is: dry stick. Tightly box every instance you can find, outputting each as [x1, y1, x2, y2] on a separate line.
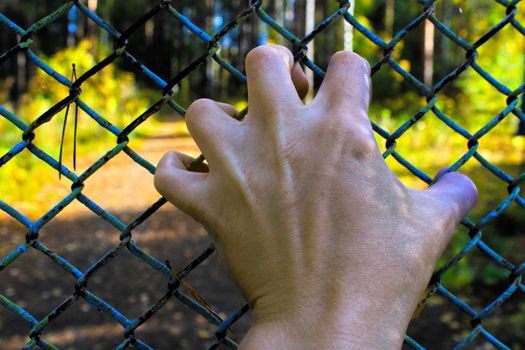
[58, 63, 79, 179]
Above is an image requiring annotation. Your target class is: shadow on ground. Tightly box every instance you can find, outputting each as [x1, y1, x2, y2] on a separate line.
[1, 203, 523, 349]
[0, 205, 250, 350]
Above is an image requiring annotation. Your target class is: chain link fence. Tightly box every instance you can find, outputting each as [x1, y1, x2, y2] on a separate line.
[0, 0, 524, 349]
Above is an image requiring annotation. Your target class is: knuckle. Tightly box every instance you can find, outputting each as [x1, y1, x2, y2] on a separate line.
[360, 56, 372, 75]
[349, 129, 376, 157]
[271, 44, 294, 62]
[325, 113, 376, 157]
[185, 98, 213, 123]
[441, 172, 478, 202]
[341, 121, 377, 158]
[450, 172, 476, 189]
[332, 50, 358, 62]
[154, 152, 177, 194]
[332, 51, 371, 75]
[153, 166, 168, 194]
[449, 172, 478, 208]
[245, 45, 280, 68]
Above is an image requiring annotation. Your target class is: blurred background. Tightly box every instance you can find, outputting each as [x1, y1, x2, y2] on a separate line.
[0, 0, 524, 349]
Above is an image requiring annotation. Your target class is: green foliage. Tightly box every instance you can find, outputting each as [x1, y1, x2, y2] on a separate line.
[19, 39, 151, 135]
[0, 39, 158, 213]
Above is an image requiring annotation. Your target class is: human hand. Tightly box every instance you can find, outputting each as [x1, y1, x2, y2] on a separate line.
[154, 45, 477, 349]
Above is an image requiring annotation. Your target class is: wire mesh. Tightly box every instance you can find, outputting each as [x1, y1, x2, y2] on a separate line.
[0, 0, 524, 349]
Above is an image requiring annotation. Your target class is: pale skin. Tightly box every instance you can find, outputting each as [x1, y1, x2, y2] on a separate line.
[154, 45, 478, 349]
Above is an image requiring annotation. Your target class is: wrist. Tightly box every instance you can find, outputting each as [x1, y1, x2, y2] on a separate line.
[241, 292, 412, 350]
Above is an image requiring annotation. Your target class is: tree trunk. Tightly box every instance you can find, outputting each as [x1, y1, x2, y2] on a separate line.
[385, 0, 395, 38]
[518, 54, 525, 138]
[15, 51, 26, 105]
[86, 0, 98, 37]
[305, 0, 315, 100]
[423, 19, 434, 86]
[205, 0, 215, 97]
[343, 0, 355, 52]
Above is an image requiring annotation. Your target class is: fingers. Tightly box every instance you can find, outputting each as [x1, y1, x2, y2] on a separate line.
[245, 45, 304, 115]
[154, 151, 209, 218]
[314, 51, 372, 118]
[291, 62, 309, 99]
[215, 102, 239, 117]
[426, 170, 478, 224]
[185, 98, 238, 167]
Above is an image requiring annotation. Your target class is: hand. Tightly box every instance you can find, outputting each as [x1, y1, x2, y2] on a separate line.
[154, 45, 477, 349]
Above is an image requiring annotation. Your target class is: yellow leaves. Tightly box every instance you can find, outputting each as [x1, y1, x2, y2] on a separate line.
[18, 39, 152, 130]
[1, 39, 157, 212]
[197, 329, 210, 339]
[398, 59, 411, 73]
[233, 99, 248, 111]
[355, 15, 372, 30]
[172, 119, 190, 137]
[0, 77, 14, 103]
[512, 135, 525, 149]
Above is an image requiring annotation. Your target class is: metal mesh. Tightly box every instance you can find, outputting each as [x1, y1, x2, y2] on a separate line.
[0, 0, 524, 349]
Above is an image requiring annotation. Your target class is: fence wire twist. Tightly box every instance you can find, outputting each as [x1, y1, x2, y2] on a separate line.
[0, 0, 524, 349]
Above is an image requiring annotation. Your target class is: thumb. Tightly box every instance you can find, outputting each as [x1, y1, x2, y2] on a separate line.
[426, 168, 478, 223]
[154, 151, 209, 218]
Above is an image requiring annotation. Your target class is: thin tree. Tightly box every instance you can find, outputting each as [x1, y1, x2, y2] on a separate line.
[385, 0, 395, 38]
[343, 0, 355, 52]
[305, 0, 315, 100]
[423, 18, 434, 86]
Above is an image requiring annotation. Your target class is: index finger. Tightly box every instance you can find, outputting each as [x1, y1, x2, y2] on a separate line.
[245, 45, 304, 116]
[314, 51, 372, 117]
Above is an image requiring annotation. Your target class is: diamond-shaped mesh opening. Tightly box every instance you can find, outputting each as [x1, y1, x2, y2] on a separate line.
[38, 298, 127, 350]
[31, 104, 117, 169]
[0, 148, 72, 219]
[133, 298, 220, 350]
[475, 25, 525, 91]
[80, 150, 158, 217]
[0, 304, 37, 350]
[39, 201, 121, 271]
[0, 208, 26, 246]
[0, 113, 21, 147]
[435, 1, 522, 44]
[475, 116, 522, 170]
[387, 114, 468, 173]
[84, 247, 169, 319]
[485, 202, 525, 241]
[0, 246, 75, 322]
[131, 206, 208, 262]
[482, 202, 525, 264]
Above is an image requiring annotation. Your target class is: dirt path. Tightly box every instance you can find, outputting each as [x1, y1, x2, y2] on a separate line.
[0, 121, 250, 350]
[60, 120, 202, 216]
